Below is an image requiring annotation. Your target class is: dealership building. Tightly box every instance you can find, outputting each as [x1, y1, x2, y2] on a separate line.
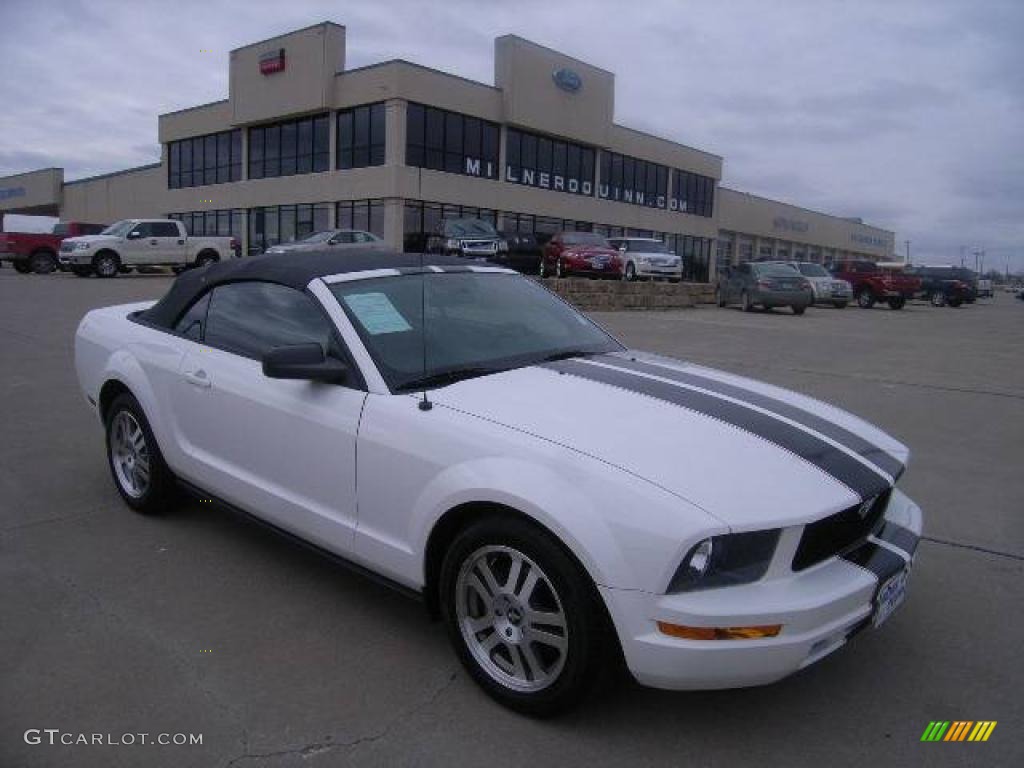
[0, 21, 895, 281]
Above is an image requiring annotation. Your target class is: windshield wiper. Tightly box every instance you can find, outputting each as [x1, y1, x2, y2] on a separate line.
[397, 366, 501, 392]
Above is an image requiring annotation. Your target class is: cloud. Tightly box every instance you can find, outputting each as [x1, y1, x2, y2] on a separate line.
[0, 0, 1021, 270]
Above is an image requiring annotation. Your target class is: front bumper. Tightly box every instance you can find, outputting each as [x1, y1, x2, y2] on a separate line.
[59, 252, 92, 266]
[603, 489, 922, 690]
[634, 263, 682, 279]
[753, 288, 813, 307]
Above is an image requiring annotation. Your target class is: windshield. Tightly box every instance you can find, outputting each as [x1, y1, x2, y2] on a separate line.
[52, 223, 69, 236]
[443, 218, 498, 238]
[100, 220, 135, 237]
[330, 273, 622, 391]
[563, 232, 611, 247]
[297, 230, 336, 244]
[797, 263, 829, 277]
[625, 239, 670, 254]
[755, 263, 800, 277]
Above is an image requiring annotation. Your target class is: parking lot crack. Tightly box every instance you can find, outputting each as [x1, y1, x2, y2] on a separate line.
[920, 535, 1024, 561]
[221, 670, 458, 767]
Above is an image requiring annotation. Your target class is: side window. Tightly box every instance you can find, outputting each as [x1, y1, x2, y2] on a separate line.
[174, 292, 211, 341]
[331, 231, 355, 244]
[130, 223, 152, 238]
[152, 222, 180, 238]
[204, 282, 334, 360]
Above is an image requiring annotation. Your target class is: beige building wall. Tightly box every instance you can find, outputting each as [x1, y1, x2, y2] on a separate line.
[0, 168, 64, 220]
[717, 187, 894, 266]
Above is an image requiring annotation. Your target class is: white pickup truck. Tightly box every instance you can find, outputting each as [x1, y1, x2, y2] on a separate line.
[59, 218, 237, 277]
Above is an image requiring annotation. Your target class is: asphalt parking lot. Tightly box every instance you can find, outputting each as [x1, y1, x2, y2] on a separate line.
[1, 270, 1021, 767]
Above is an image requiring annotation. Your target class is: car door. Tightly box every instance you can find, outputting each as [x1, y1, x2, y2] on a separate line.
[121, 222, 156, 264]
[328, 231, 356, 249]
[150, 221, 186, 263]
[170, 280, 366, 555]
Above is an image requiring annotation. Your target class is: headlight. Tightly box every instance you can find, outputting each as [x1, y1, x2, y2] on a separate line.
[266, 248, 285, 254]
[75, 242, 92, 250]
[667, 530, 780, 593]
[497, 240, 509, 253]
[445, 238, 460, 250]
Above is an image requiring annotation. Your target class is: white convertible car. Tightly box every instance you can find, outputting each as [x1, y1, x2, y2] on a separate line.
[75, 251, 922, 715]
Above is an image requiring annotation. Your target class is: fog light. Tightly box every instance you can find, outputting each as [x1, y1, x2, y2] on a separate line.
[657, 621, 782, 640]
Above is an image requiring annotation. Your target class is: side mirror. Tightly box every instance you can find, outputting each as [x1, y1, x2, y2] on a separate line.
[127, 230, 143, 240]
[262, 343, 348, 384]
[618, 245, 627, 253]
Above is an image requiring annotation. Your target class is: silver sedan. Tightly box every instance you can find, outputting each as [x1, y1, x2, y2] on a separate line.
[265, 229, 386, 255]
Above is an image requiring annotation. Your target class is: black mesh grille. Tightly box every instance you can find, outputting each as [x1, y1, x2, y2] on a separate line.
[792, 489, 891, 571]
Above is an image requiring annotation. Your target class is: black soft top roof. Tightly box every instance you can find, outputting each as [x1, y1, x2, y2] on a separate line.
[142, 249, 472, 329]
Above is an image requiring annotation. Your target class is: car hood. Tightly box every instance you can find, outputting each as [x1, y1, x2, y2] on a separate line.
[566, 246, 619, 258]
[429, 351, 908, 529]
[630, 250, 680, 260]
[62, 234, 118, 246]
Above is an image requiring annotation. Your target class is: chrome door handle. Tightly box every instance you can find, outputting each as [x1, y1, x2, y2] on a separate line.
[149, 239, 159, 245]
[184, 369, 212, 388]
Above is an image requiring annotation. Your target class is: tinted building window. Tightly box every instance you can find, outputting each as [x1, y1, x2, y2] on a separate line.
[337, 103, 386, 169]
[671, 169, 715, 217]
[405, 103, 499, 179]
[598, 151, 668, 208]
[247, 203, 330, 254]
[168, 209, 244, 246]
[336, 200, 385, 237]
[168, 129, 242, 189]
[249, 115, 329, 180]
[204, 282, 333, 360]
[506, 128, 595, 196]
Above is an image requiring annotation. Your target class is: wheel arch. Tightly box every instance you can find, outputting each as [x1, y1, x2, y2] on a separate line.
[422, 500, 613, 629]
[29, 246, 57, 259]
[195, 248, 219, 263]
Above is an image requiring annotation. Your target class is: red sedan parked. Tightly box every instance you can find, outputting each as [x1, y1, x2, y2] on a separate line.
[540, 231, 623, 279]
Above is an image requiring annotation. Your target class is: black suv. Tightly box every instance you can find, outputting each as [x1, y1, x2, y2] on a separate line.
[426, 217, 507, 262]
[905, 266, 977, 307]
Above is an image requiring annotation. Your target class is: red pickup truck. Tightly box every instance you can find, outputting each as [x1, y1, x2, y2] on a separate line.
[828, 259, 920, 310]
[0, 221, 107, 274]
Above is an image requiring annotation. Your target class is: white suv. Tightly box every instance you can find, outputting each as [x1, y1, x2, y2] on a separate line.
[608, 237, 682, 281]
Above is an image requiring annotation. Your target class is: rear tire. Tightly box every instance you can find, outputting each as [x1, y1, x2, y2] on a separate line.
[30, 251, 57, 274]
[13, 261, 31, 274]
[792, 305, 806, 315]
[624, 262, 637, 282]
[929, 291, 947, 307]
[887, 296, 906, 310]
[833, 301, 847, 309]
[439, 514, 613, 717]
[105, 393, 176, 514]
[741, 290, 754, 312]
[538, 258, 548, 278]
[716, 287, 726, 307]
[195, 252, 218, 269]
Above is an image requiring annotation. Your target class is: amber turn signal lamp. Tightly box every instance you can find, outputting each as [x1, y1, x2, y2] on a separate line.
[657, 621, 782, 640]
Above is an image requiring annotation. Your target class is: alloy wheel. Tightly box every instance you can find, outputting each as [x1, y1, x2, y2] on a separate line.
[455, 545, 569, 693]
[109, 411, 150, 499]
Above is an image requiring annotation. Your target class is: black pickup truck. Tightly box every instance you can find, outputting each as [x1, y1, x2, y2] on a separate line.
[904, 266, 975, 307]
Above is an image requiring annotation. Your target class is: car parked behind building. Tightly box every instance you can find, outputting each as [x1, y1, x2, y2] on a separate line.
[0, 221, 106, 274]
[607, 237, 682, 282]
[426, 217, 507, 262]
[716, 261, 813, 314]
[540, 231, 623, 279]
[264, 229, 385, 255]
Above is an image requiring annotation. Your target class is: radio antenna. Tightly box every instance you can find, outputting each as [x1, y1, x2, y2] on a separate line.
[418, 245, 432, 411]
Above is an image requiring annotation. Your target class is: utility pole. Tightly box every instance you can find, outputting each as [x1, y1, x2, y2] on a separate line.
[960, 245, 966, 267]
[904, 240, 910, 265]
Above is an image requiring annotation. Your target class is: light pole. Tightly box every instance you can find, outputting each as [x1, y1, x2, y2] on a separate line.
[904, 240, 910, 265]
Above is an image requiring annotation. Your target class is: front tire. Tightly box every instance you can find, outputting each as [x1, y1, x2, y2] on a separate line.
[716, 287, 726, 307]
[623, 262, 637, 282]
[94, 252, 120, 278]
[887, 296, 906, 310]
[833, 301, 848, 309]
[105, 393, 175, 514]
[439, 515, 612, 717]
[792, 304, 806, 315]
[741, 290, 754, 312]
[13, 261, 31, 274]
[555, 259, 566, 279]
[856, 290, 875, 309]
[195, 252, 218, 269]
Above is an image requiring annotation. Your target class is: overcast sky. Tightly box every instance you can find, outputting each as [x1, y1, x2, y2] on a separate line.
[1, 0, 1021, 272]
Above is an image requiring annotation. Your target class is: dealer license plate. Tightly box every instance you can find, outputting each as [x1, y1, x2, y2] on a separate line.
[873, 567, 909, 628]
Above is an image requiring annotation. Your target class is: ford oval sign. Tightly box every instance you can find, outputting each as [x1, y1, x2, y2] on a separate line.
[552, 68, 582, 93]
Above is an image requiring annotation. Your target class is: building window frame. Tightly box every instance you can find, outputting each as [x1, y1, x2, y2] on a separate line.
[248, 115, 330, 181]
[337, 103, 386, 169]
[405, 102, 499, 180]
[505, 127, 595, 196]
[168, 129, 242, 189]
